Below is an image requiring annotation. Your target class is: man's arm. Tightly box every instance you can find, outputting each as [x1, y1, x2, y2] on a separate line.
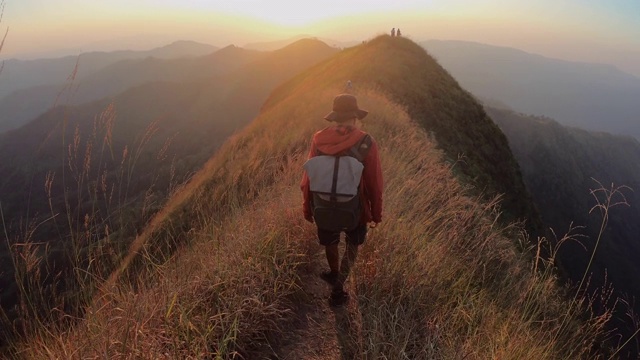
[300, 172, 313, 222]
[300, 140, 317, 222]
[363, 139, 383, 223]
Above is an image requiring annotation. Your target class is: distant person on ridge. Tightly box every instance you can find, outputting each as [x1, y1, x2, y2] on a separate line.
[345, 80, 353, 93]
[391, 28, 396, 37]
[397, 28, 402, 37]
[301, 94, 383, 307]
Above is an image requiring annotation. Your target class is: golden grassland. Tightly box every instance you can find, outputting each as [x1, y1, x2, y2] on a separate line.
[6, 88, 611, 359]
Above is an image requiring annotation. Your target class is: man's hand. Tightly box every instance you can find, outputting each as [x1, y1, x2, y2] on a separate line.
[368, 222, 379, 229]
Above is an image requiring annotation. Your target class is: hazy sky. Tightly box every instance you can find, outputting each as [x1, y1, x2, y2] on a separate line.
[2, 0, 639, 76]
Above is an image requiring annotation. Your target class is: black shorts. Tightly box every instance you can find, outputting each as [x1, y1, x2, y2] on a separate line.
[317, 224, 368, 246]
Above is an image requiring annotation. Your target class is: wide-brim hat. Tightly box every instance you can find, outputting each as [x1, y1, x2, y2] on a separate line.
[324, 93, 368, 122]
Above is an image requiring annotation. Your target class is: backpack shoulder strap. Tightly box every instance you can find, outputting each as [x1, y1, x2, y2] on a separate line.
[346, 134, 372, 163]
[313, 134, 372, 160]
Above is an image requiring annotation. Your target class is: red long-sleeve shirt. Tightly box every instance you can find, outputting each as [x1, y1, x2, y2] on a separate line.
[300, 125, 383, 224]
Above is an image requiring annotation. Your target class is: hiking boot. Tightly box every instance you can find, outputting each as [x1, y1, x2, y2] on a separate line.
[328, 289, 349, 307]
[320, 271, 339, 286]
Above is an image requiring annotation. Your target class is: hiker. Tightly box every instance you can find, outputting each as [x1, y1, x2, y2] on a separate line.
[301, 94, 383, 307]
[391, 28, 396, 37]
[397, 28, 402, 37]
[344, 80, 353, 92]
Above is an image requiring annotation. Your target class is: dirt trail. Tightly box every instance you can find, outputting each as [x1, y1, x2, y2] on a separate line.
[274, 244, 363, 360]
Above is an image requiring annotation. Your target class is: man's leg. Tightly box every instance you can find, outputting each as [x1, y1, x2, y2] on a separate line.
[334, 224, 367, 291]
[339, 242, 359, 283]
[325, 243, 340, 274]
[317, 228, 340, 285]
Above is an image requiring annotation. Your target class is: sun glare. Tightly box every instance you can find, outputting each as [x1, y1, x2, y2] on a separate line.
[219, 2, 346, 27]
[176, 0, 430, 28]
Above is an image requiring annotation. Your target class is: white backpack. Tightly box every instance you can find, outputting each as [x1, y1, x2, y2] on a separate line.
[303, 135, 371, 231]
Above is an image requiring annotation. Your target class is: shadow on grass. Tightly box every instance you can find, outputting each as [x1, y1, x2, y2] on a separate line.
[331, 300, 362, 360]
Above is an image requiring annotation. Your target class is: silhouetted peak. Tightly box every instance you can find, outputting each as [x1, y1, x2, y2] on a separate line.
[273, 38, 335, 55]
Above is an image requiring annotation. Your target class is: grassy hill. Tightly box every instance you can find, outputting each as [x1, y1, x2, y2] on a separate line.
[2, 36, 620, 358]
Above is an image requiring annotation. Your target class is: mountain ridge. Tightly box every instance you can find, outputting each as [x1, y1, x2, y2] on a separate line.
[0, 40, 218, 97]
[0, 40, 221, 132]
[426, 39, 638, 79]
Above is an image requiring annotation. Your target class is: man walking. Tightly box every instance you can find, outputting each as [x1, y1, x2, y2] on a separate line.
[301, 94, 383, 306]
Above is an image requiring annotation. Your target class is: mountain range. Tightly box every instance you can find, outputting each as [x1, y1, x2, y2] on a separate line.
[0, 40, 218, 98]
[0, 41, 220, 132]
[422, 39, 640, 139]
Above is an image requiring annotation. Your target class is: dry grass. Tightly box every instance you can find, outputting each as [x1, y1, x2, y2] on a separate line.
[352, 93, 609, 359]
[5, 89, 612, 359]
[17, 184, 308, 359]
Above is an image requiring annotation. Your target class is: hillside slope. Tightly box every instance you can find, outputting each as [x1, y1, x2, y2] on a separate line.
[487, 106, 640, 347]
[5, 36, 614, 359]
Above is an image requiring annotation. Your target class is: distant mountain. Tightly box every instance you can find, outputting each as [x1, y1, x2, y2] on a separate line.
[244, 34, 358, 51]
[487, 105, 640, 341]
[422, 40, 640, 139]
[0, 40, 218, 99]
[141, 40, 218, 59]
[79, 45, 263, 91]
[0, 45, 260, 133]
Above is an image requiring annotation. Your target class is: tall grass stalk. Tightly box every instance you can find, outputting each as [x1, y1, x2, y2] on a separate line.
[552, 179, 631, 349]
[0, 96, 182, 352]
[578, 180, 631, 300]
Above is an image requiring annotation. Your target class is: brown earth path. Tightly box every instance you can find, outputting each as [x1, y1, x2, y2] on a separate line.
[273, 242, 364, 360]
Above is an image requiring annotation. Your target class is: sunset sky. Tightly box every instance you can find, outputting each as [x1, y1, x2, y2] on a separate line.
[3, 0, 640, 76]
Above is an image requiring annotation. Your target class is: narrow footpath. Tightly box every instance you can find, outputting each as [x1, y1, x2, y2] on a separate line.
[273, 242, 363, 360]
